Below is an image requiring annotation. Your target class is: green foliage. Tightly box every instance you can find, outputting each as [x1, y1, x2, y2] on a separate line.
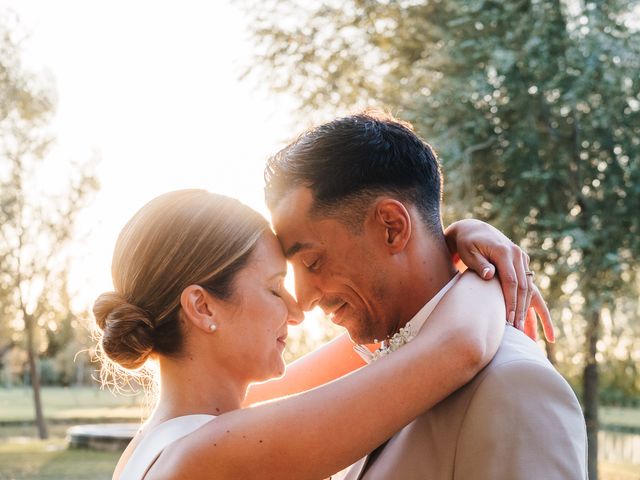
[244, 0, 640, 392]
[0, 13, 99, 362]
[0, 11, 100, 438]
[0, 437, 119, 480]
[246, 3, 639, 475]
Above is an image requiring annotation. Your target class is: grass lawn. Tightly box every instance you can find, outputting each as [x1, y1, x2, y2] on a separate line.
[0, 387, 148, 423]
[0, 437, 119, 480]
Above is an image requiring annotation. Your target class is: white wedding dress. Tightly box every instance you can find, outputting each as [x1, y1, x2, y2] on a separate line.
[119, 414, 216, 480]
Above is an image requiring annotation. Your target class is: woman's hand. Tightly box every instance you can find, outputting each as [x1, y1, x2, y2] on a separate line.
[444, 219, 554, 343]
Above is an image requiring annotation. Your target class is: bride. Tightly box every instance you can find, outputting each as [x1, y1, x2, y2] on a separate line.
[94, 189, 547, 480]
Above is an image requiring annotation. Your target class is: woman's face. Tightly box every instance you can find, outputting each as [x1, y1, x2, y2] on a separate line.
[214, 232, 302, 383]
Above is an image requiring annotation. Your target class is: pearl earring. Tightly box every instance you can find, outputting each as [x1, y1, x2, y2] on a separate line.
[208, 323, 217, 333]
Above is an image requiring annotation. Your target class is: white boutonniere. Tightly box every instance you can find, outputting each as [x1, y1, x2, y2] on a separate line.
[354, 322, 419, 364]
[370, 325, 416, 362]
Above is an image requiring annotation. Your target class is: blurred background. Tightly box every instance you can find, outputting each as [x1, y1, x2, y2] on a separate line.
[0, 0, 638, 479]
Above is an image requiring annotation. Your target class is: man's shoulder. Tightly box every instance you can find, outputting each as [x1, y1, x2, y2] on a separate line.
[392, 330, 559, 437]
[488, 327, 553, 370]
[457, 327, 584, 434]
[464, 327, 567, 397]
[451, 329, 588, 479]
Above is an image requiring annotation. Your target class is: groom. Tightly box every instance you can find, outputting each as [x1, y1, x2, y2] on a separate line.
[265, 111, 587, 479]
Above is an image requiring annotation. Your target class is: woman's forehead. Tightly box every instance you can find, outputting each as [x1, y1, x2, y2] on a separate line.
[251, 232, 287, 270]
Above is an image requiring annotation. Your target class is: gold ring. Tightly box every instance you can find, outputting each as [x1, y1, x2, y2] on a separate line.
[525, 271, 535, 277]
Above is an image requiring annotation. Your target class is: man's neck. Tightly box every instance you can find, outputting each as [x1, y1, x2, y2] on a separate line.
[388, 236, 458, 335]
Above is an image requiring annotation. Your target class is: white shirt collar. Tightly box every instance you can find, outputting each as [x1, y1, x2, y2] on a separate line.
[401, 272, 462, 337]
[353, 273, 462, 363]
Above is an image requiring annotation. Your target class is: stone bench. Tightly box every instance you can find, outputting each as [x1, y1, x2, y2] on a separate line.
[67, 423, 139, 452]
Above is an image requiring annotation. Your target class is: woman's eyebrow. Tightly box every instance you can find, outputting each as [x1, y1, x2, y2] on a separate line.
[269, 271, 287, 280]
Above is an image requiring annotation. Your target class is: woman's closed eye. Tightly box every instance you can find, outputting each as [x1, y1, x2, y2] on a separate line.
[271, 279, 286, 298]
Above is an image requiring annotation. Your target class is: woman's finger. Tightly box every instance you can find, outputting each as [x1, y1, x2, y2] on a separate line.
[531, 287, 554, 343]
[512, 247, 529, 329]
[521, 254, 534, 330]
[457, 248, 495, 279]
[524, 307, 538, 341]
[492, 245, 518, 325]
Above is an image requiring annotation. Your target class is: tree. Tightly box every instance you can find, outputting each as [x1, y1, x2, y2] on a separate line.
[244, 1, 640, 476]
[0, 11, 98, 439]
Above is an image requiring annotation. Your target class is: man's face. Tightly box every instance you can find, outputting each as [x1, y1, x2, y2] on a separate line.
[270, 187, 395, 343]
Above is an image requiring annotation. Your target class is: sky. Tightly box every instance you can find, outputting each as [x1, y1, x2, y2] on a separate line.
[1, 1, 310, 313]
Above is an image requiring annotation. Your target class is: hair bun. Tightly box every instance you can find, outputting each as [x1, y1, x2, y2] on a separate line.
[93, 292, 154, 370]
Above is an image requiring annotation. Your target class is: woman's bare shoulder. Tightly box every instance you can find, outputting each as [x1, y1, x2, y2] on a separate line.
[112, 428, 145, 480]
[455, 270, 501, 293]
[142, 416, 230, 480]
[443, 271, 505, 314]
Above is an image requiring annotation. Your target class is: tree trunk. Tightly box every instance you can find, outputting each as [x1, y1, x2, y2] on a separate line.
[583, 307, 600, 480]
[24, 313, 48, 439]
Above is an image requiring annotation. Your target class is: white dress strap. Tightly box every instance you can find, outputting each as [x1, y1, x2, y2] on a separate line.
[120, 414, 216, 480]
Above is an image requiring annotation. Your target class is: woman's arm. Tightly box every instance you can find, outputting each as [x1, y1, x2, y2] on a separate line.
[150, 272, 504, 480]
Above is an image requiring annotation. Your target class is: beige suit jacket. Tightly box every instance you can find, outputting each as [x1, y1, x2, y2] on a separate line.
[342, 328, 588, 480]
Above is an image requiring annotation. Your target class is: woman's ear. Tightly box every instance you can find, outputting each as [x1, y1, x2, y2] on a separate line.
[373, 198, 412, 254]
[180, 285, 218, 334]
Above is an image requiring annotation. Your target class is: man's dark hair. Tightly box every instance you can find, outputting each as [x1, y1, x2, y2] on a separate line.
[264, 110, 444, 235]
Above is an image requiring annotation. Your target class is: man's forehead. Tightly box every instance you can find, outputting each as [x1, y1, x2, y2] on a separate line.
[270, 187, 313, 231]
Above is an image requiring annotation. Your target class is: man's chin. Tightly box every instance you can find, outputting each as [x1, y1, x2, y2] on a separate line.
[346, 329, 376, 345]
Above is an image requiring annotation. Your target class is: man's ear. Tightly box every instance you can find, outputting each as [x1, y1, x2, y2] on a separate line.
[372, 198, 412, 253]
[180, 285, 219, 334]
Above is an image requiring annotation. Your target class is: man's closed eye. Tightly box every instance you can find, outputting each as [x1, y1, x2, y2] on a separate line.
[303, 257, 321, 272]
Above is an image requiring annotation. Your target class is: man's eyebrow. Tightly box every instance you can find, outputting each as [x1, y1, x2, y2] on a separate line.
[284, 242, 313, 258]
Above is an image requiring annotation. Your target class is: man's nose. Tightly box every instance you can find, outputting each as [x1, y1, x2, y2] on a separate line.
[287, 299, 304, 325]
[294, 271, 322, 312]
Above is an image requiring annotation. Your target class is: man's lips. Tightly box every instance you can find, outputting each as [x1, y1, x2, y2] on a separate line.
[328, 303, 348, 325]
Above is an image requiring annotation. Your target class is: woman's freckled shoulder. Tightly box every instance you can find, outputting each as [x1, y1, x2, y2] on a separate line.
[457, 270, 483, 288]
[456, 271, 502, 296]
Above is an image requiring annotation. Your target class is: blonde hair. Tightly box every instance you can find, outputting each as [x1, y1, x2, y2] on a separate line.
[93, 190, 269, 371]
